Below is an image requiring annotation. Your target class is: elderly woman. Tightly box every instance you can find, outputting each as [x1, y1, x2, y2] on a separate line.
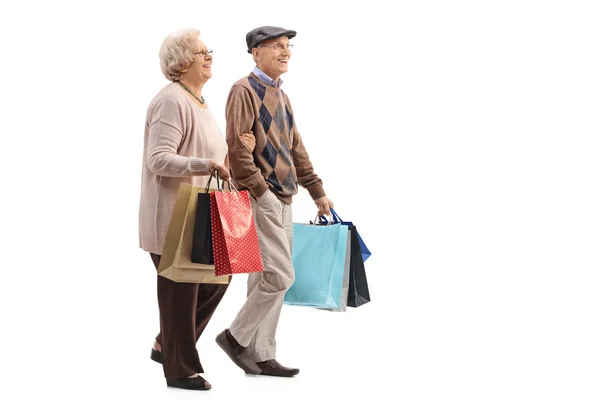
[138, 29, 255, 390]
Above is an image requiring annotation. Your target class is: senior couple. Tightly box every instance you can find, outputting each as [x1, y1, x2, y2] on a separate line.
[138, 26, 334, 390]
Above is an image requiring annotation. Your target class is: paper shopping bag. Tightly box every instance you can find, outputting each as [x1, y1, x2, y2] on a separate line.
[158, 183, 229, 284]
[284, 222, 348, 309]
[319, 231, 351, 312]
[319, 210, 371, 307]
[210, 189, 264, 276]
[347, 225, 371, 307]
[191, 171, 223, 264]
[190, 191, 213, 264]
[320, 209, 371, 263]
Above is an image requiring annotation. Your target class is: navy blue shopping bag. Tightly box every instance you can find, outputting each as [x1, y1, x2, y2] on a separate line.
[318, 209, 371, 308]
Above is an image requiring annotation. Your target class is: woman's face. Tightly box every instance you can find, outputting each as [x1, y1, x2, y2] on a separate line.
[189, 39, 213, 82]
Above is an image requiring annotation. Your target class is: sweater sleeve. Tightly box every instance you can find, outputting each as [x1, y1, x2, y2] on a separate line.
[146, 98, 211, 177]
[225, 85, 269, 198]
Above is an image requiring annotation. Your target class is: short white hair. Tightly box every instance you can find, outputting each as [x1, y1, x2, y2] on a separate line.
[159, 29, 200, 81]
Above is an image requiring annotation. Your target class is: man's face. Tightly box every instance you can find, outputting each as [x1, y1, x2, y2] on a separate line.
[255, 36, 292, 78]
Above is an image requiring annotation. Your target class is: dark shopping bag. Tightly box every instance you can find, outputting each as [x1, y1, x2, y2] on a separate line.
[191, 170, 220, 264]
[319, 209, 371, 308]
[347, 225, 370, 307]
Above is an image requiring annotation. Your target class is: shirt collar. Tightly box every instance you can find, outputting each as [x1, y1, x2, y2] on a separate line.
[253, 66, 283, 88]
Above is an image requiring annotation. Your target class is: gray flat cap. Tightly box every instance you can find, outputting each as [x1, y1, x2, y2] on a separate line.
[246, 26, 296, 53]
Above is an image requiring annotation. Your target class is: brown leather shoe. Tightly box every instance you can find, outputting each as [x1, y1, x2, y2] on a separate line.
[257, 360, 299, 377]
[215, 329, 261, 375]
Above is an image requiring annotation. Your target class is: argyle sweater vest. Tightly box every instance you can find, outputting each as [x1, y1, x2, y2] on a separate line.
[225, 73, 325, 204]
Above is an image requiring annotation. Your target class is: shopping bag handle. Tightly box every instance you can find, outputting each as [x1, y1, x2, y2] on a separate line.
[318, 208, 342, 224]
[206, 169, 222, 191]
[223, 179, 239, 194]
[207, 169, 241, 194]
[314, 212, 335, 226]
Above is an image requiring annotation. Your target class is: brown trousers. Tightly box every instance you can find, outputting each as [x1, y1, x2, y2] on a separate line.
[150, 253, 230, 379]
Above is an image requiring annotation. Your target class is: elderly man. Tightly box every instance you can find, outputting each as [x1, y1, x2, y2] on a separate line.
[215, 26, 334, 377]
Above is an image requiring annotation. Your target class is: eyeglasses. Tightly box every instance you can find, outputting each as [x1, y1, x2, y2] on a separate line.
[259, 43, 294, 52]
[193, 49, 213, 58]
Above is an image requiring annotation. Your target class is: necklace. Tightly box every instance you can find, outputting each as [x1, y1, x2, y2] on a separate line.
[176, 80, 205, 105]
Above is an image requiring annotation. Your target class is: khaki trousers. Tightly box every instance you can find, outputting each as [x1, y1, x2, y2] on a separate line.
[229, 190, 294, 362]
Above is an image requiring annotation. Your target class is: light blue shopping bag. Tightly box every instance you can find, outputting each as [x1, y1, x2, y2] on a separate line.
[319, 208, 371, 263]
[283, 222, 349, 308]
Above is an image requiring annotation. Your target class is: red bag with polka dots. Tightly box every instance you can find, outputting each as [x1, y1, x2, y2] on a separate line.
[210, 187, 264, 276]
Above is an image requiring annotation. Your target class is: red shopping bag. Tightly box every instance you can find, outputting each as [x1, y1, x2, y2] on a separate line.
[210, 189, 264, 276]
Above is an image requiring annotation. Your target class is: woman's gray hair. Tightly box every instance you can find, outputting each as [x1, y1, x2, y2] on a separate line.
[159, 29, 200, 81]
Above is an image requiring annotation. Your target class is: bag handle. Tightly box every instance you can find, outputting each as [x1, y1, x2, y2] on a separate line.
[206, 169, 222, 191]
[224, 179, 238, 194]
[318, 208, 342, 224]
[206, 169, 240, 194]
[314, 212, 335, 226]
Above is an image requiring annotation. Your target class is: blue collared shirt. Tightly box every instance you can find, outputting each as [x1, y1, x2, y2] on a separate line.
[253, 66, 283, 88]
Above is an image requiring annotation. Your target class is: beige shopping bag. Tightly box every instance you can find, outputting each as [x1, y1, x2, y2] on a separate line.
[158, 183, 229, 284]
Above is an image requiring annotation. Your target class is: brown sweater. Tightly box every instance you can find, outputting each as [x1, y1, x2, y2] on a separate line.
[225, 72, 325, 204]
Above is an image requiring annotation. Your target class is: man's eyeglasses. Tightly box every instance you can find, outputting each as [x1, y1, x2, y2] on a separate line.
[259, 43, 294, 52]
[193, 49, 213, 58]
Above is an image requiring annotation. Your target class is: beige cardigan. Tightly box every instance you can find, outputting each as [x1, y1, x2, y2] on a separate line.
[139, 83, 228, 255]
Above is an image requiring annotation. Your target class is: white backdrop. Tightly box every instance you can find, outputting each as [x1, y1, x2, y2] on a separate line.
[1, 0, 599, 399]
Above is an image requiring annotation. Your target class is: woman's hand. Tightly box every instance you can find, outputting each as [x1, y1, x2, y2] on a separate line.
[240, 132, 256, 152]
[209, 160, 230, 181]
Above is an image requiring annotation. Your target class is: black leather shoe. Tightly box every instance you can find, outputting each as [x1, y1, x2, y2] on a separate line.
[166, 376, 211, 390]
[257, 359, 299, 377]
[150, 348, 163, 364]
[215, 329, 261, 375]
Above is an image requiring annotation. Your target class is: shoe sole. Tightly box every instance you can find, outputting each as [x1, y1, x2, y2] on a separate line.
[166, 379, 211, 390]
[150, 348, 163, 364]
[258, 371, 299, 377]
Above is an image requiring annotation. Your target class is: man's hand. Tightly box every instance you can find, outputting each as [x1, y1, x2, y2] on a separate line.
[314, 196, 334, 216]
[240, 132, 256, 152]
